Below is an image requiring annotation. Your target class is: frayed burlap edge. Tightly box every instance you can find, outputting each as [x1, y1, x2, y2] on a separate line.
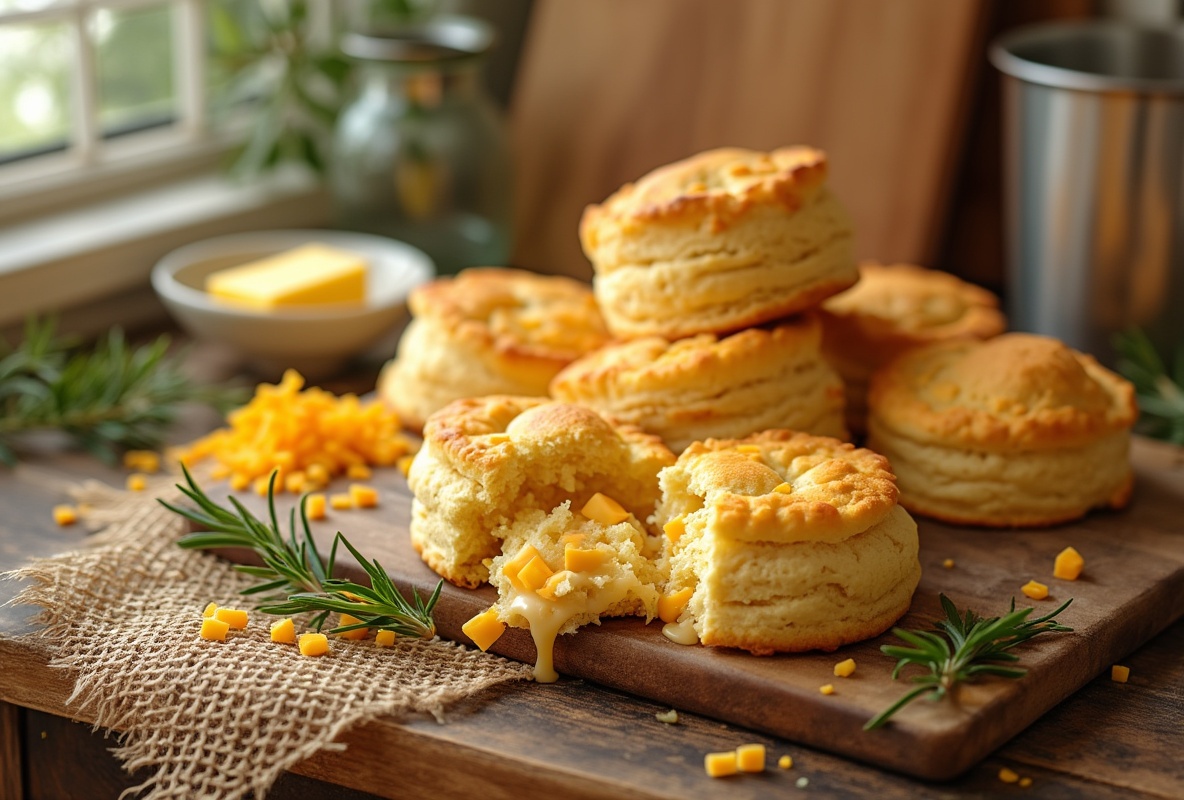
[3, 480, 532, 800]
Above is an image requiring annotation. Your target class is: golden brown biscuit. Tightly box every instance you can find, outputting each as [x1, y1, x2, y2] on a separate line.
[819, 263, 1006, 434]
[656, 430, 920, 655]
[866, 333, 1137, 527]
[550, 315, 847, 452]
[580, 147, 856, 339]
[408, 395, 674, 587]
[378, 268, 610, 430]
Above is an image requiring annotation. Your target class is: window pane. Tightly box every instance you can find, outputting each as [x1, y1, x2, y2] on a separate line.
[95, 3, 175, 136]
[0, 0, 63, 14]
[0, 22, 70, 163]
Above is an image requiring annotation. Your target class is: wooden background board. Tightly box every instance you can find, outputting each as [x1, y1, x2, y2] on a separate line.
[213, 436, 1184, 782]
[509, 0, 988, 278]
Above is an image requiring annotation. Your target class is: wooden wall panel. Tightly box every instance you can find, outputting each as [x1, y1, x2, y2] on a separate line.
[509, 0, 988, 278]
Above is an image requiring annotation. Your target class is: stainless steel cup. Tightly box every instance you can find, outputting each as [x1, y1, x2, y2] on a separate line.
[990, 22, 1184, 362]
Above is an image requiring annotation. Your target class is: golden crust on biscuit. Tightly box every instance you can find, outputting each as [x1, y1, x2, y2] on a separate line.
[869, 333, 1136, 450]
[580, 147, 856, 339]
[866, 334, 1137, 527]
[658, 431, 898, 545]
[408, 395, 674, 587]
[549, 316, 847, 451]
[657, 430, 918, 655]
[379, 268, 609, 430]
[580, 146, 829, 237]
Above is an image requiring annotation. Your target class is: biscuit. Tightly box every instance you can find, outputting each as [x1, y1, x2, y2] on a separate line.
[408, 396, 674, 587]
[580, 147, 856, 339]
[866, 333, 1137, 527]
[378, 268, 609, 431]
[550, 315, 847, 452]
[656, 430, 920, 655]
[819, 262, 1006, 434]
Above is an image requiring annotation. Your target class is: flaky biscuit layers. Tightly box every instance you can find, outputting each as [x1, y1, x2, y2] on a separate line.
[378, 268, 610, 431]
[866, 333, 1138, 527]
[656, 431, 920, 655]
[550, 315, 847, 452]
[819, 263, 1007, 434]
[581, 147, 857, 339]
[408, 395, 674, 587]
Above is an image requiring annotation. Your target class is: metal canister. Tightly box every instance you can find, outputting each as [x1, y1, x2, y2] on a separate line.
[990, 21, 1184, 362]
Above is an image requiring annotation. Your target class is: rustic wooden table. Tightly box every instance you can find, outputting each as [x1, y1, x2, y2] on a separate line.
[0, 368, 1181, 799]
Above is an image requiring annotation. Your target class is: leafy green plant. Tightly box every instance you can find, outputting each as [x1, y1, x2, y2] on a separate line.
[0, 319, 243, 466]
[164, 466, 441, 639]
[209, 0, 439, 178]
[1113, 328, 1184, 445]
[865, 594, 1073, 730]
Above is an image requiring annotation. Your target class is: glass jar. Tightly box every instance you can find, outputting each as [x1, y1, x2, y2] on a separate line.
[330, 17, 512, 275]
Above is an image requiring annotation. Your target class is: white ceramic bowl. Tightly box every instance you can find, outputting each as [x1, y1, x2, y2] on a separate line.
[152, 230, 434, 378]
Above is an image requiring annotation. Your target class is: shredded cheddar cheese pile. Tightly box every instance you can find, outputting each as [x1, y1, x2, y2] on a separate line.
[171, 370, 415, 493]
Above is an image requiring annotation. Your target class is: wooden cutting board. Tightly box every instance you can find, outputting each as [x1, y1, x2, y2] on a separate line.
[211, 436, 1184, 781]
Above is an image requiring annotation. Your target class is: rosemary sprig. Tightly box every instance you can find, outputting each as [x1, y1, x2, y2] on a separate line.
[0, 318, 244, 465]
[1113, 328, 1184, 445]
[161, 465, 440, 639]
[865, 594, 1073, 730]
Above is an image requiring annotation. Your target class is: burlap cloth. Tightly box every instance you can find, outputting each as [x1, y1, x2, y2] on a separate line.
[4, 480, 531, 799]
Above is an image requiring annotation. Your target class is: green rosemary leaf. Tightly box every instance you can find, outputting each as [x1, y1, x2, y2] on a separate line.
[865, 594, 1072, 731]
[0, 318, 243, 463]
[164, 468, 438, 639]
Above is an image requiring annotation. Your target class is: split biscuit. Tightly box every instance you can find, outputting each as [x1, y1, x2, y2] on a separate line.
[819, 262, 1006, 434]
[580, 146, 856, 339]
[550, 315, 847, 452]
[378, 268, 609, 431]
[656, 430, 920, 655]
[408, 395, 674, 587]
[866, 333, 1137, 527]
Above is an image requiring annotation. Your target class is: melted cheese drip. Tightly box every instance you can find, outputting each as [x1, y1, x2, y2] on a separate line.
[508, 570, 634, 683]
[662, 617, 699, 646]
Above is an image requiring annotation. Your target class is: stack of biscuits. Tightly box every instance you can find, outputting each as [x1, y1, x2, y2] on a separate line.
[558, 146, 853, 450]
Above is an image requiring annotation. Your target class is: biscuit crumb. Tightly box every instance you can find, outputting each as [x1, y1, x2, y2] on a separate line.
[655, 709, 679, 724]
[942, 558, 955, 569]
[796, 776, 809, 788]
[778, 755, 793, 769]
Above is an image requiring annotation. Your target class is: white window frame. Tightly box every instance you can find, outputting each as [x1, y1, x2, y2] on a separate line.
[0, 0, 334, 332]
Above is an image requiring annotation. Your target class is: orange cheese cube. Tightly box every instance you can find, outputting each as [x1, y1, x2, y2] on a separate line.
[214, 607, 249, 630]
[657, 588, 693, 624]
[736, 743, 765, 773]
[305, 493, 327, 521]
[229, 473, 251, 492]
[537, 570, 573, 601]
[1054, 546, 1084, 581]
[778, 755, 793, 770]
[270, 618, 296, 643]
[201, 602, 218, 618]
[329, 493, 353, 510]
[565, 545, 608, 573]
[123, 450, 160, 473]
[663, 514, 686, 544]
[284, 471, 306, 494]
[462, 607, 505, 652]
[126, 473, 147, 492]
[559, 532, 586, 547]
[504, 545, 544, 591]
[581, 492, 629, 525]
[1111, 664, 1130, 683]
[772, 482, 792, 494]
[704, 751, 738, 778]
[347, 464, 372, 480]
[306, 463, 330, 485]
[736, 444, 762, 454]
[200, 617, 231, 641]
[375, 629, 397, 647]
[52, 505, 78, 526]
[518, 555, 554, 592]
[1021, 580, 1049, 601]
[337, 613, 370, 640]
[834, 658, 856, 678]
[298, 632, 330, 657]
[349, 484, 379, 508]
[819, 684, 835, 695]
